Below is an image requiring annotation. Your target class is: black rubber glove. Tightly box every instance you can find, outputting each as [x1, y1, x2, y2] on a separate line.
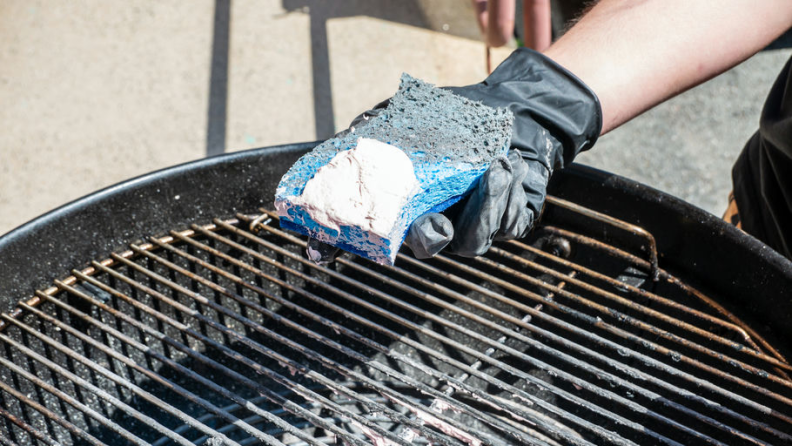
[309, 48, 602, 262]
[407, 48, 601, 258]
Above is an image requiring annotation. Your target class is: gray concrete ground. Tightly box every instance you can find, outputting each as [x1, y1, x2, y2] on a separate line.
[1, 1, 790, 236]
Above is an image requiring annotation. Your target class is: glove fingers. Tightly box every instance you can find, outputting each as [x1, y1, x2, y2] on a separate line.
[405, 213, 454, 259]
[306, 238, 340, 265]
[498, 150, 533, 240]
[349, 99, 390, 129]
[522, 160, 550, 216]
[448, 156, 513, 257]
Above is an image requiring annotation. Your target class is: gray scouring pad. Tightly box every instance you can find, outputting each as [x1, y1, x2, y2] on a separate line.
[274, 73, 513, 265]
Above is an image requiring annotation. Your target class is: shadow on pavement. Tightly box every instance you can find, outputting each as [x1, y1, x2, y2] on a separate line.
[202, 0, 599, 156]
[281, 1, 431, 140]
[206, 0, 231, 157]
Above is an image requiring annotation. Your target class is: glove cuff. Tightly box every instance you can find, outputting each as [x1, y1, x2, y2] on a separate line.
[523, 49, 603, 156]
[475, 48, 603, 170]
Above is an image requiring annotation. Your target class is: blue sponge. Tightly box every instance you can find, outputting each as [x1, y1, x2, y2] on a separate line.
[274, 74, 513, 265]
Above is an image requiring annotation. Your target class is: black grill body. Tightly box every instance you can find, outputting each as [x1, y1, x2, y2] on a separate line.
[0, 142, 791, 446]
[1, 142, 789, 344]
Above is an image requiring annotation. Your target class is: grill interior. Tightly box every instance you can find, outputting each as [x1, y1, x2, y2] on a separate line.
[1, 198, 791, 446]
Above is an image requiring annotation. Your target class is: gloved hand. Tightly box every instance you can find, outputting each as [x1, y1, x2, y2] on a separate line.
[308, 48, 601, 262]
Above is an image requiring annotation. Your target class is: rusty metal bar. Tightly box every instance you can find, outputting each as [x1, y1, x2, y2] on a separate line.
[543, 220, 792, 384]
[544, 196, 659, 280]
[258, 208, 792, 419]
[203, 221, 741, 445]
[148, 238, 599, 446]
[462, 251, 792, 395]
[420, 248, 792, 415]
[238, 216, 791, 444]
[0, 338, 154, 446]
[255, 211, 792, 433]
[0, 404, 61, 446]
[2, 307, 251, 446]
[154, 231, 609, 446]
[0, 378, 106, 446]
[507, 239, 765, 353]
[540, 224, 790, 368]
[486, 244, 792, 376]
[0, 242, 149, 333]
[374, 254, 792, 438]
[56, 274, 373, 446]
[114, 244, 549, 446]
[81, 257, 489, 446]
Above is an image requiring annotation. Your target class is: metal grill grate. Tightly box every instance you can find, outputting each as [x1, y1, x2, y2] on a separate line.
[1, 198, 791, 446]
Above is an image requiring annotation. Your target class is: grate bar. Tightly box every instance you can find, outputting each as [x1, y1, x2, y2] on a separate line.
[256, 210, 792, 429]
[0, 378, 106, 446]
[156, 399, 319, 446]
[0, 336, 154, 446]
[38, 282, 302, 446]
[544, 196, 660, 280]
[377, 255, 792, 442]
[186, 405, 408, 446]
[494, 243, 790, 375]
[85, 256, 490, 446]
[540, 224, 791, 371]
[307, 251, 781, 444]
[115, 243, 552, 446]
[252, 212, 789, 439]
[428, 251, 792, 412]
[239, 216, 788, 444]
[510, 240, 762, 347]
[3, 204, 790, 446]
[95, 254, 503, 446]
[59, 272, 378, 446]
[478, 247, 792, 379]
[0, 436, 19, 446]
[157, 230, 615, 446]
[149, 234, 605, 446]
[192, 222, 660, 445]
[416, 246, 792, 419]
[508, 239, 773, 358]
[4, 303, 260, 446]
[430, 283, 585, 446]
[0, 403, 61, 446]
[208, 221, 722, 446]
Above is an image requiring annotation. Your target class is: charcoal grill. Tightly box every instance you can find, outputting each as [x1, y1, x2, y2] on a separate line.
[0, 142, 791, 446]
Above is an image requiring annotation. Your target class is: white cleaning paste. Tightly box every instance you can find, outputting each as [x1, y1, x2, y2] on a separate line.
[295, 137, 419, 237]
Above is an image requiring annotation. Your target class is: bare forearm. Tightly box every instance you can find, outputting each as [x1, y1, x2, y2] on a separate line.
[544, 0, 792, 134]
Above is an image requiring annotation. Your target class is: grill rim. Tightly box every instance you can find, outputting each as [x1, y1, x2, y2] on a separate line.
[0, 141, 790, 349]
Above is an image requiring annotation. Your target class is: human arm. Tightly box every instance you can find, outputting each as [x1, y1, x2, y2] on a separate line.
[544, 0, 792, 134]
[307, 1, 792, 263]
[471, 0, 515, 48]
[406, 0, 792, 258]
